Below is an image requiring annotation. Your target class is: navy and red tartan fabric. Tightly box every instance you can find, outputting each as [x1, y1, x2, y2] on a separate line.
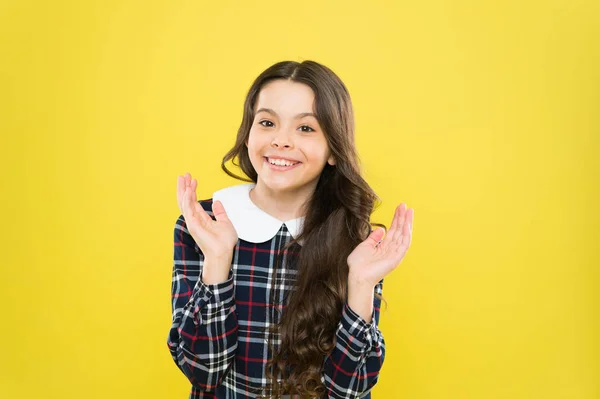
[167, 198, 385, 398]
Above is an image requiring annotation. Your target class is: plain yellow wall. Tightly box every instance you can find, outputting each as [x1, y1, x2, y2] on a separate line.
[1, 1, 598, 398]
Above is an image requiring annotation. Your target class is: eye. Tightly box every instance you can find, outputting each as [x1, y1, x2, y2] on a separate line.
[258, 120, 274, 127]
[299, 125, 315, 132]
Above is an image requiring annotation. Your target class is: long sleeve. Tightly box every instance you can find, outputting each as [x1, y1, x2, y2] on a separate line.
[167, 213, 239, 391]
[321, 280, 385, 398]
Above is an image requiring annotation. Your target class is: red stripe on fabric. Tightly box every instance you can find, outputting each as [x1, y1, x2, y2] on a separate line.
[172, 289, 192, 298]
[235, 354, 269, 363]
[180, 324, 238, 341]
[329, 335, 372, 379]
[330, 335, 350, 381]
[236, 245, 299, 255]
[186, 372, 218, 390]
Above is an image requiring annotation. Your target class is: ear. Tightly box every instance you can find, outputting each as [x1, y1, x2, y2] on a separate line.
[327, 154, 336, 166]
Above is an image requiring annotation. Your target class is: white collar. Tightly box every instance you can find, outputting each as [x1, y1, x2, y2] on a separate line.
[212, 183, 305, 244]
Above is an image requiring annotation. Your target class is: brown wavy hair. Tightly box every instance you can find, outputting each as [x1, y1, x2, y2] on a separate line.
[221, 60, 386, 398]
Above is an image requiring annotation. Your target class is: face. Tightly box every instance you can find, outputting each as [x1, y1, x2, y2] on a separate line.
[246, 79, 336, 193]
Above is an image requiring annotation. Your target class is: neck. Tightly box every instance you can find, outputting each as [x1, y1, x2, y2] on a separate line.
[249, 180, 315, 222]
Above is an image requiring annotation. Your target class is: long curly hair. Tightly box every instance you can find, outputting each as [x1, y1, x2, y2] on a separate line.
[221, 60, 386, 398]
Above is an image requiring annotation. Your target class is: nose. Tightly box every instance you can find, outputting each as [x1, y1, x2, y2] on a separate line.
[270, 126, 293, 148]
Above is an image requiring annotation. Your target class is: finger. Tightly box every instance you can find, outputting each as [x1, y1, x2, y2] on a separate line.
[177, 176, 183, 213]
[184, 173, 191, 191]
[381, 206, 398, 246]
[365, 227, 386, 247]
[182, 185, 190, 217]
[187, 182, 211, 223]
[391, 203, 407, 243]
[383, 204, 402, 245]
[212, 200, 231, 222]
[182, 184, 195, 218]
[388, 205, 400, 233]
[402, 209, 414, 247]
[191, 179, 200, 204]
[177, 176, 188, 213]
[194, 199, 212, 223]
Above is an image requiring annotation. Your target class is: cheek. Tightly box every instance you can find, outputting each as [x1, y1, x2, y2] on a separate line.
[246, 131, 258, 152]
[305, 138, 331, 162]
[248, 129, 273, 146]
[246, 132, 266, 161]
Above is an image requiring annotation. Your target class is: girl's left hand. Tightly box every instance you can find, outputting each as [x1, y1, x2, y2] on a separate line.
[347, 203, 414, 287]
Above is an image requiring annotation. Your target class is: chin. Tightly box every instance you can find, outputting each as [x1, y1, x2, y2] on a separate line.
[259, 174, 305, 192]
[261, 179, 297, 192]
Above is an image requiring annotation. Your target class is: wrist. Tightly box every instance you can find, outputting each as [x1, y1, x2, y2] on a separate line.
[202, 255, 232, 285]
[347, 276, 375, 323]
[348, 271, 376, 289]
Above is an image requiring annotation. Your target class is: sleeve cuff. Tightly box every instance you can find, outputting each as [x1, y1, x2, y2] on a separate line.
[339, 303, 378, 351]
[196, 270, 235, 303]
[190, 270, 235, 325]
[342, 303, 375, 332]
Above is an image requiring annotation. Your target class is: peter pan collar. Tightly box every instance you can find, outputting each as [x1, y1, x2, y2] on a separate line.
[212, 183, 305, 244]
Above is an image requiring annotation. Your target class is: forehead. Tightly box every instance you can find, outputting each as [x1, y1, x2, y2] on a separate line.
[255, 80, 315, 113]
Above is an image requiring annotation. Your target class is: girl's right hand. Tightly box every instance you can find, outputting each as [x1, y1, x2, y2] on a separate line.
[177, 172, 238, 261]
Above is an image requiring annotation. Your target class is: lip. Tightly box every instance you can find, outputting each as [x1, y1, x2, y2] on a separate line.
[263, 156, 302, 171]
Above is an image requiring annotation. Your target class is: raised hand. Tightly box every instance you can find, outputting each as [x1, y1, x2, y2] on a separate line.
[177, 172, 238, 262]
[347, 203, 414, 287]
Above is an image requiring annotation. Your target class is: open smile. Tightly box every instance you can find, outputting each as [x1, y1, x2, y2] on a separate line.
[263, 157, 302, 171]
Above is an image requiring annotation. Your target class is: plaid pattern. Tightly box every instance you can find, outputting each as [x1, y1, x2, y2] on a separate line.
[168, 198, 385, 398]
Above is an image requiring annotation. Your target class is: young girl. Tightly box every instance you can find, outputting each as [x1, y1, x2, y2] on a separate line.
[168, 60, 414, 399]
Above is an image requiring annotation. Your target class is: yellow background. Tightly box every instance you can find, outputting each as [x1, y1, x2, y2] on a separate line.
[1, 1, 598, 398]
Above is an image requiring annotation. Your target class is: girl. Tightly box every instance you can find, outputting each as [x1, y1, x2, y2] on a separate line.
[168, 60, 414, 399]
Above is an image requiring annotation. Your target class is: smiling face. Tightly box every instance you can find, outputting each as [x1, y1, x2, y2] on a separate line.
[245, 79, 336, 194]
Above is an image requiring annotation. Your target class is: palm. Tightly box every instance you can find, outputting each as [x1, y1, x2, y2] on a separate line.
[347, 203, 414, 286]
[177, 173, 238, 258]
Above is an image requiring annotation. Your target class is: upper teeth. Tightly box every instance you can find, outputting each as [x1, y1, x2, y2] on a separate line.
[268, 158, 298, 166]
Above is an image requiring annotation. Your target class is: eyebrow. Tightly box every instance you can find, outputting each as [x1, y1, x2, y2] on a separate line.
[255, 108, 317, 119]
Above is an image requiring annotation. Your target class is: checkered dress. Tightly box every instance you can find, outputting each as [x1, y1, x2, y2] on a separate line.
[167, 198, 385, 398]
